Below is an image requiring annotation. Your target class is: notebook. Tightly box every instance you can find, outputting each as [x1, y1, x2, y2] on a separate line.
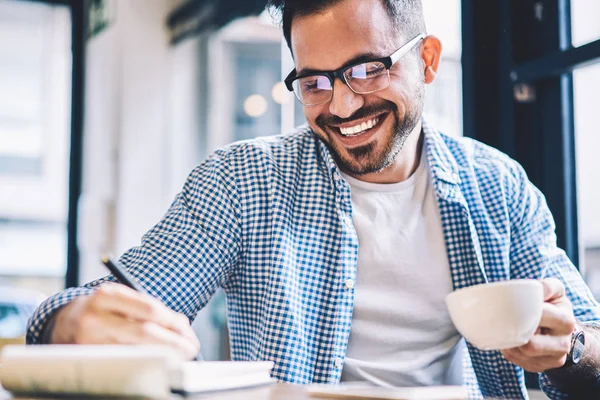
[0, 345, 275, 398]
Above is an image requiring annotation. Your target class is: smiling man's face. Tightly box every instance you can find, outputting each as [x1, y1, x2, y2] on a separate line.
[291, 0, 426, 177]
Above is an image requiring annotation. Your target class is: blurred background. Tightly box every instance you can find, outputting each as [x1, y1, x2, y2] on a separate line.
[0, 0, 598, 374]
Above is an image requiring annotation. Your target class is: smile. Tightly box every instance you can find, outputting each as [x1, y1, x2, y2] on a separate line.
[338, 117, 380, 137]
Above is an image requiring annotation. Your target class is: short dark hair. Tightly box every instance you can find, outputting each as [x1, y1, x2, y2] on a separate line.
[268, 0, 426, 52]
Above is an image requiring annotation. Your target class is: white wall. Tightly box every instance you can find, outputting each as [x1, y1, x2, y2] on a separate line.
[79, 0, 205, 282]
[114, 0, 173, 257]
[78, 6, 120, 283]
[78, 0, 221, 358]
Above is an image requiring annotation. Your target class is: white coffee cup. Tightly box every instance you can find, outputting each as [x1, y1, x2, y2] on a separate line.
[445, 279, 544, 350]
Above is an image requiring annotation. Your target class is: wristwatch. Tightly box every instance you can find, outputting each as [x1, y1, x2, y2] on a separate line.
[564, 328, 586, 367]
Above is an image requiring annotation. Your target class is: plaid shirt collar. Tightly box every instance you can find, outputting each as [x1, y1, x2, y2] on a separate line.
[315, 118, 462, 188]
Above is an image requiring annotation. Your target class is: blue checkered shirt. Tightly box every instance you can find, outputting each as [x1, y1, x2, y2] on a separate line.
[28, 120, 600, 399]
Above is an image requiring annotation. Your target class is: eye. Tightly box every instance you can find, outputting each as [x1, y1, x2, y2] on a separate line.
[366, 63, 385, 76]
[300, 76, 331, 92]
[347, 62, 386, 80]
[303, 80, 318, 91]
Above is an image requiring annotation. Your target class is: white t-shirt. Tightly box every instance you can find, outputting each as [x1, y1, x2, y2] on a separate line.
[340, 151, 465, 387]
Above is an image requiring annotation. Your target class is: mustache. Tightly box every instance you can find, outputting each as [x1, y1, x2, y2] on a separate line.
[316, 102, 397, 127]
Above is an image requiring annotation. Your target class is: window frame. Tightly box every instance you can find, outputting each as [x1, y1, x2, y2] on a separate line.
[462, 0, 600, 389]
[462, 0, 600, 268]
[15, 0, 87, 288]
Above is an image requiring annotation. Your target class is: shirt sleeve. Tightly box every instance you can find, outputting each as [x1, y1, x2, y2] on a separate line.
[507, 162, 600, 399]
[26, 150, 242, 345]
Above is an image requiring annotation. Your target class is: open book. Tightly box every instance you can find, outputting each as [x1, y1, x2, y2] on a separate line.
[0, 345, 275, 398]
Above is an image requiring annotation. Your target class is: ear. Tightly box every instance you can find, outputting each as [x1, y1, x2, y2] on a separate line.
[421, 35, 442, 84]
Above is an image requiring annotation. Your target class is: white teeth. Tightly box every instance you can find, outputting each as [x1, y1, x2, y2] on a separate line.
[339, 117, 380, 136]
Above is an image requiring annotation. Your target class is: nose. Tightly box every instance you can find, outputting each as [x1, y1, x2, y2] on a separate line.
[328, 78, 364, 119]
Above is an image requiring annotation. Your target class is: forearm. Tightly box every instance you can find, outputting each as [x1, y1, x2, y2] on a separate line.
[545, 323, 600, 397]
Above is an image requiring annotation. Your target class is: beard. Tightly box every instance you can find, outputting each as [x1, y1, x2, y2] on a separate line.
[314, 86, 424, 176]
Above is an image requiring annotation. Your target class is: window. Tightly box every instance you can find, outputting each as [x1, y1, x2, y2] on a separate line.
[422, 0, 462, 137]
[571, 0, 600, 298]
[206, 15, 283, 152]
[233, 42, 282, 142]
[0, 0, 72, 295]
[574, 64, 600, 296]
[571, 0, 600, 47]
[460, 0, 600, 388]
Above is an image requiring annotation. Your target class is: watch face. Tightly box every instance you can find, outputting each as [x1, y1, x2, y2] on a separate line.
[572, 332, 586, 365]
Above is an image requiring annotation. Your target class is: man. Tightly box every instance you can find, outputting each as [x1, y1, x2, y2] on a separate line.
[27, 0, 600, 398]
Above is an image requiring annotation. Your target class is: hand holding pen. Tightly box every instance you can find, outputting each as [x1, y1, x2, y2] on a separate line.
[46, 256, 201, 360]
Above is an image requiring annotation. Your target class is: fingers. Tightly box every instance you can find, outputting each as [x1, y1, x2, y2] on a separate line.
[502, 347, 567, 373]
[501, 330, 572, 372]
[501, 279, 578, 373]
[512, 333, 571, 359]
[52, 283, 201, 359]
[81, 312, 200, 360]
[538, 279, 575, 335]
[93, 283, 171, 322]
[52, 284, 200, 359]
[93, 284, 197, 342]
[542, 278, 566, 302]
[124, 319, 199, 360]
[539, 302, 576, 335]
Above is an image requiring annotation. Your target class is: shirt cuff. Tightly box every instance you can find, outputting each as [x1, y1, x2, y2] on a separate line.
[39, 308, 62, 345]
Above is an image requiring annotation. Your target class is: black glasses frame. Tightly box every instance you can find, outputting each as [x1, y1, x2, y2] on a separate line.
[284, 33, 425, 106]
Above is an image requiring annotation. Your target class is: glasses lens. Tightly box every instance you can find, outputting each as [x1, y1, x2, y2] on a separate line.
[344, 62, 390, 93]
[293, 75, 332, 105]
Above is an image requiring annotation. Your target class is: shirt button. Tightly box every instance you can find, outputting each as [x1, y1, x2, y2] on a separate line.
[345, 279, 355, 289]
[344, 216, 353, 227]
[334, 358, 343, 368]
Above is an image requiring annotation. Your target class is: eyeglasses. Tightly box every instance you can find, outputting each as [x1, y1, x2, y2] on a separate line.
[284, 34, 425, 107]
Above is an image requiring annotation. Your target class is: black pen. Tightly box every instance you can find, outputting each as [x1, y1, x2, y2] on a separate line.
[101, 255, 202, 360]
[101, 255, 148, 294]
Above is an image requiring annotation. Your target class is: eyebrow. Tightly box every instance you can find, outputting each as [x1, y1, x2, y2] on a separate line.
[296, 52, 382, 77]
